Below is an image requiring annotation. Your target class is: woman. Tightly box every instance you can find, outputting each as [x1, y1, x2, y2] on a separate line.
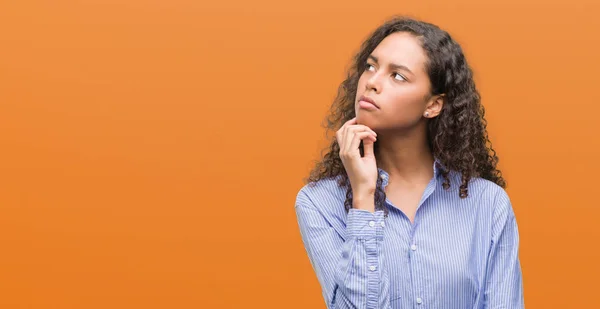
[295, 16, 524, 309]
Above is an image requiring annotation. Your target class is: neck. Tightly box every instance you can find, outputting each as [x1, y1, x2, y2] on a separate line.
[375, 129, 434, 185]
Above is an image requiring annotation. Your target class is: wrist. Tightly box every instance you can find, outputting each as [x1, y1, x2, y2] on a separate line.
[352, 192, 376, 212]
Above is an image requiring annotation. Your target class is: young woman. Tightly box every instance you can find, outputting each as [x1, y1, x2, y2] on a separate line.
[295, 16, 524, 309]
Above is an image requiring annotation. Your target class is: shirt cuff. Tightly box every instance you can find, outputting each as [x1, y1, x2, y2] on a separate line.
[346, 208, 385, 240]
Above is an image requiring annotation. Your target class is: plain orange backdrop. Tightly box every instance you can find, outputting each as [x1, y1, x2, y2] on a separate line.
[1, 0, 599, 308]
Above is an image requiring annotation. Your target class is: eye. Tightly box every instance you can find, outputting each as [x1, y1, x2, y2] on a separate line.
[393, 72, 406, 81]
[366, 64, 375, 71]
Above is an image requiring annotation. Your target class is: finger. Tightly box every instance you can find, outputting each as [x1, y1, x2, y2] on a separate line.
[337, 117, 357, 144]
[340, 117, 357, 132]
[347, 124, 377, 137]
[347, 131, 376, 154]
[342, 117, 359, 134]
[345, 126, 376, 151]
[363, 135, 375, 157]
[346, 117, 357, 125]
[344, 126, 362, 152]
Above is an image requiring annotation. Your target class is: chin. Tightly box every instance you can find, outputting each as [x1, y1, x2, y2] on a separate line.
[356, 112, 377, 128]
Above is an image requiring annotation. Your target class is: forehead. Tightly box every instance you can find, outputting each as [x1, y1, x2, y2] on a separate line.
[370, 32, 428, 74]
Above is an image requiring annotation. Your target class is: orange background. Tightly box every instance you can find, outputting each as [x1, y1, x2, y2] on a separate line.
[1, 0, 599, 308]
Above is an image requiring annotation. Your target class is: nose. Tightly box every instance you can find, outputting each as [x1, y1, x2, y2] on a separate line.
[365, 72, 381, 93]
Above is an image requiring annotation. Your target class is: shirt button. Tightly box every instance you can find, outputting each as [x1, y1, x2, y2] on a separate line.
[416, 297, 423, 304]
[369, 221, 375, 227]
[380, 221, 385, 227]
[369, 265, 377, 271]
[411, 244, 417, 251]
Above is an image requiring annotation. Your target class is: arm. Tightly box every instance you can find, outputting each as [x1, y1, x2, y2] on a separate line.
[484, 189, 525, 308]
[295, 190, 389, 309]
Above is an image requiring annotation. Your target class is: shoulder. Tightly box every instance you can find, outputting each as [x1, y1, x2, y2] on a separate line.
[464, 175, 515, 222]
[444, 170, 508, 202]
[442, 170, 513, 215]
[467, 176, 508, 200]
[294, 175, 347, 219]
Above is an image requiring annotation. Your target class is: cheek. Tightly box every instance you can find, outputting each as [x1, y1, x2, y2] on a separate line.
[355, 76, 367, 104]
[356, 76, 366, 92]
[389, 89, 426, 113]
[378, 89, 428, 126]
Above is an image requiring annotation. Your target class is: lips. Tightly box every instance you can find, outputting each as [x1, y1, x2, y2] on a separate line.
[359, 95, 379, 108]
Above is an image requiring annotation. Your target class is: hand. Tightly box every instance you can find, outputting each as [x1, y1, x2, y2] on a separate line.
[336, 117, 378, 211]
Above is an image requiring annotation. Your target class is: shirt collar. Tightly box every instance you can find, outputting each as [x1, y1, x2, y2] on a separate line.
[377, 157, 445, 187]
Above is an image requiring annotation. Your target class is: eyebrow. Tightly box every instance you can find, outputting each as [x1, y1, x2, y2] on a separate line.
[368, 55, 414, 75]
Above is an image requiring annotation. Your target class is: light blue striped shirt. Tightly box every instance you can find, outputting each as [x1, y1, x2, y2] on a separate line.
[295, 159, 524, 308]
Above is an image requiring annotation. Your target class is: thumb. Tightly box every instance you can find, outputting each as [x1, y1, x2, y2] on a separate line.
[363, 138, 375, 157]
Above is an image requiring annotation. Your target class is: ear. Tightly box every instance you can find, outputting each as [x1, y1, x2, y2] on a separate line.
[424, 94, 445, 118]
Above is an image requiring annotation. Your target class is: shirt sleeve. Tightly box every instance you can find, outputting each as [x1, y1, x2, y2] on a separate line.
[484, 189, 525, 308]
[295, 189, 390, 309]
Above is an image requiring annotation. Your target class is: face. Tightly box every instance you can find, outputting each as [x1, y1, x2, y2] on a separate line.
[355, 31, 442, 131]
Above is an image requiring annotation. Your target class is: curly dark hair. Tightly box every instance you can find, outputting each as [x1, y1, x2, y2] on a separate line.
[303, 15, 506, 217]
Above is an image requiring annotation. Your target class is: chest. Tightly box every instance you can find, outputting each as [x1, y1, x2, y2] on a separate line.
[385, 183, 427, 223]
[382, 211, 488, 307]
